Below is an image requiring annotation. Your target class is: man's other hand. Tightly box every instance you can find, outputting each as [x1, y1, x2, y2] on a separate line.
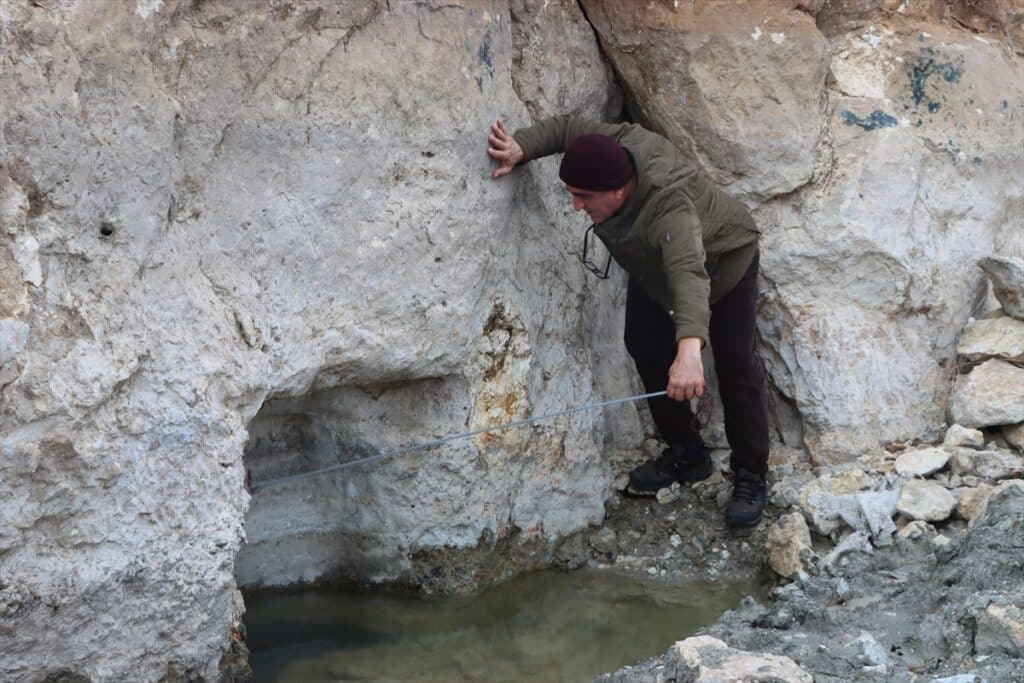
[667, 337, 705, 401]
[487, 118, 524, 178]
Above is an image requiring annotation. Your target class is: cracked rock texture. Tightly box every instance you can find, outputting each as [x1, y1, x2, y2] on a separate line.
[1, 0, 1022, 681]
[2, 0, 626, 680]
[583, 0, 1024, 462]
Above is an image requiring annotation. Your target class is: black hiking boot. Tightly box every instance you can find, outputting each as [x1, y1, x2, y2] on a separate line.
[725, 467, 767, 528]
[628, 444, 713, 494]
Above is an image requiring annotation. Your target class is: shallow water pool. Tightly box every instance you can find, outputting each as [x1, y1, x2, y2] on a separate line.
[244, 569, 767, 683]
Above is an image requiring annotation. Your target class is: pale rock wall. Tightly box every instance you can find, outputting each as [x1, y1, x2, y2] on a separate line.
[2, 0, 1023, 680]
[1, 0, 627, 680]
[582, 0, 1024, 461]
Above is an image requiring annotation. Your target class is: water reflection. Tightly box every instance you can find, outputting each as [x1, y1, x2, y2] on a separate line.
[245, 569, 766, 683]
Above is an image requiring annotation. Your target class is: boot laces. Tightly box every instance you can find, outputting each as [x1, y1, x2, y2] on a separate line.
[732, 470, 764, 503]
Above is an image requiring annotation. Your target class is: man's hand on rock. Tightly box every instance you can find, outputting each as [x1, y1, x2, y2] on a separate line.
[487, 118, 524, 178]
[667, 337, 705, 401]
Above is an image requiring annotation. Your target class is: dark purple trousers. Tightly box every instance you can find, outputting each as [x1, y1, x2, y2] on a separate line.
[623, 252, 770, 474]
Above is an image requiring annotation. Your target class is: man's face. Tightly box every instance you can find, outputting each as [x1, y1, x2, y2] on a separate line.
[564, 184, 629, 224]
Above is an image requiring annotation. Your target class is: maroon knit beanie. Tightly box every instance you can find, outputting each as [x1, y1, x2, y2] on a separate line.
[559, 134, 634, 191]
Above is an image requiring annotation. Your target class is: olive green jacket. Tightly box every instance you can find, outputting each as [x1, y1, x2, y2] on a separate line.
[514, 115, 759, 347]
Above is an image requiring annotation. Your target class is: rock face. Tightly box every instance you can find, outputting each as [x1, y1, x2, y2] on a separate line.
[1, 1, 628, 680]
[583, 0, 1024, 462]
[3, 0, 1023, 680]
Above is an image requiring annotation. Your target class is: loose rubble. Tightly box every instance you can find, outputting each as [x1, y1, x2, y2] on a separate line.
[598, 262, 1024, 682]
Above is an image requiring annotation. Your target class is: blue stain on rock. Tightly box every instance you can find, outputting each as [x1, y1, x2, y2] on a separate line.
[907, 50, 965, 107]
[478, 30, 494, 79]
[841, 109, 898, 131]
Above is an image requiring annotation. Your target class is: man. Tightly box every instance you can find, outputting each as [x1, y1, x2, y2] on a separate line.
[487, 115, 770, 528]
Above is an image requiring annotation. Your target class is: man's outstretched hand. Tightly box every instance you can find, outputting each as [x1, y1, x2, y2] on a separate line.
[487, 119, 524, 178]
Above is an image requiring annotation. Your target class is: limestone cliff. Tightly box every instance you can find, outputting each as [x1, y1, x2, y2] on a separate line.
[1, 0, 1021, 680]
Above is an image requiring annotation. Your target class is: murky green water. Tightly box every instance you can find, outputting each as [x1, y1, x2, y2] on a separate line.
[244, 569, 767, 683]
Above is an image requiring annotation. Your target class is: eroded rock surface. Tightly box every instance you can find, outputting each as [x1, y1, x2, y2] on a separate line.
[1, 1, 630, 680]
[3, 0, 1023, 680]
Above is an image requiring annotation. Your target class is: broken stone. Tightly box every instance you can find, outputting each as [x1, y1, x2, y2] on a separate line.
[949, 448, 1024, 481]
[897, 519, 934, 540]
[798, 470, 871, 535]
[766, 512, 813, 579]
[1004, 422, 1024, 452]
[955, 485, 996, 523]
[896, 480, 956, 522]
[950, 359, 1024, 428]
[979, 256, 1024, 320]
[824, 530, 873, 571]
[856, 488, 900, 546]
[770, 473, 816, 509]
[971, 594, 1024, 657]
[894, 447, 949, 478]
[957, 315, 1024, 362]
[673, 635, 813, 683]
[963, 480, 1024, 527]
[943, 424, 985, 449]
[842, 630, 889, 668]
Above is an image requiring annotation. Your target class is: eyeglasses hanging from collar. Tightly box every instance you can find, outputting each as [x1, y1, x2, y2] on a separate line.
[579, 223, 611, 280]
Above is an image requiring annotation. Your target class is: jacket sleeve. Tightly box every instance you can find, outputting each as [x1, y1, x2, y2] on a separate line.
[649, 197, 711, 348]
[512, 115, 628, 163]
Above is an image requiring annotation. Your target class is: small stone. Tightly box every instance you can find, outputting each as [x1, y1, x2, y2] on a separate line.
[856, 488, 900, 546]
[894, 447, 949, 477]
[957, 315, 1024, 362]
[944, 424, 985, 449]
[979, 256, 1024, 320]
[847, 630, 888, 667]
[949, 448, 1024, 480]
[798, 470, 871, 535]
[897, 519, 933, 540]
[950, 359, 1024, 428]
[766, 512, 813, 579]
[656, 483, 681, 504]
[674, 636, 813, 682]
[955, 485, 996, 523]
[929, 675, 979, 683]
[613, 473, 630, 492]
[669, 534, 681, 547]
[897, 480, 956, 521]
